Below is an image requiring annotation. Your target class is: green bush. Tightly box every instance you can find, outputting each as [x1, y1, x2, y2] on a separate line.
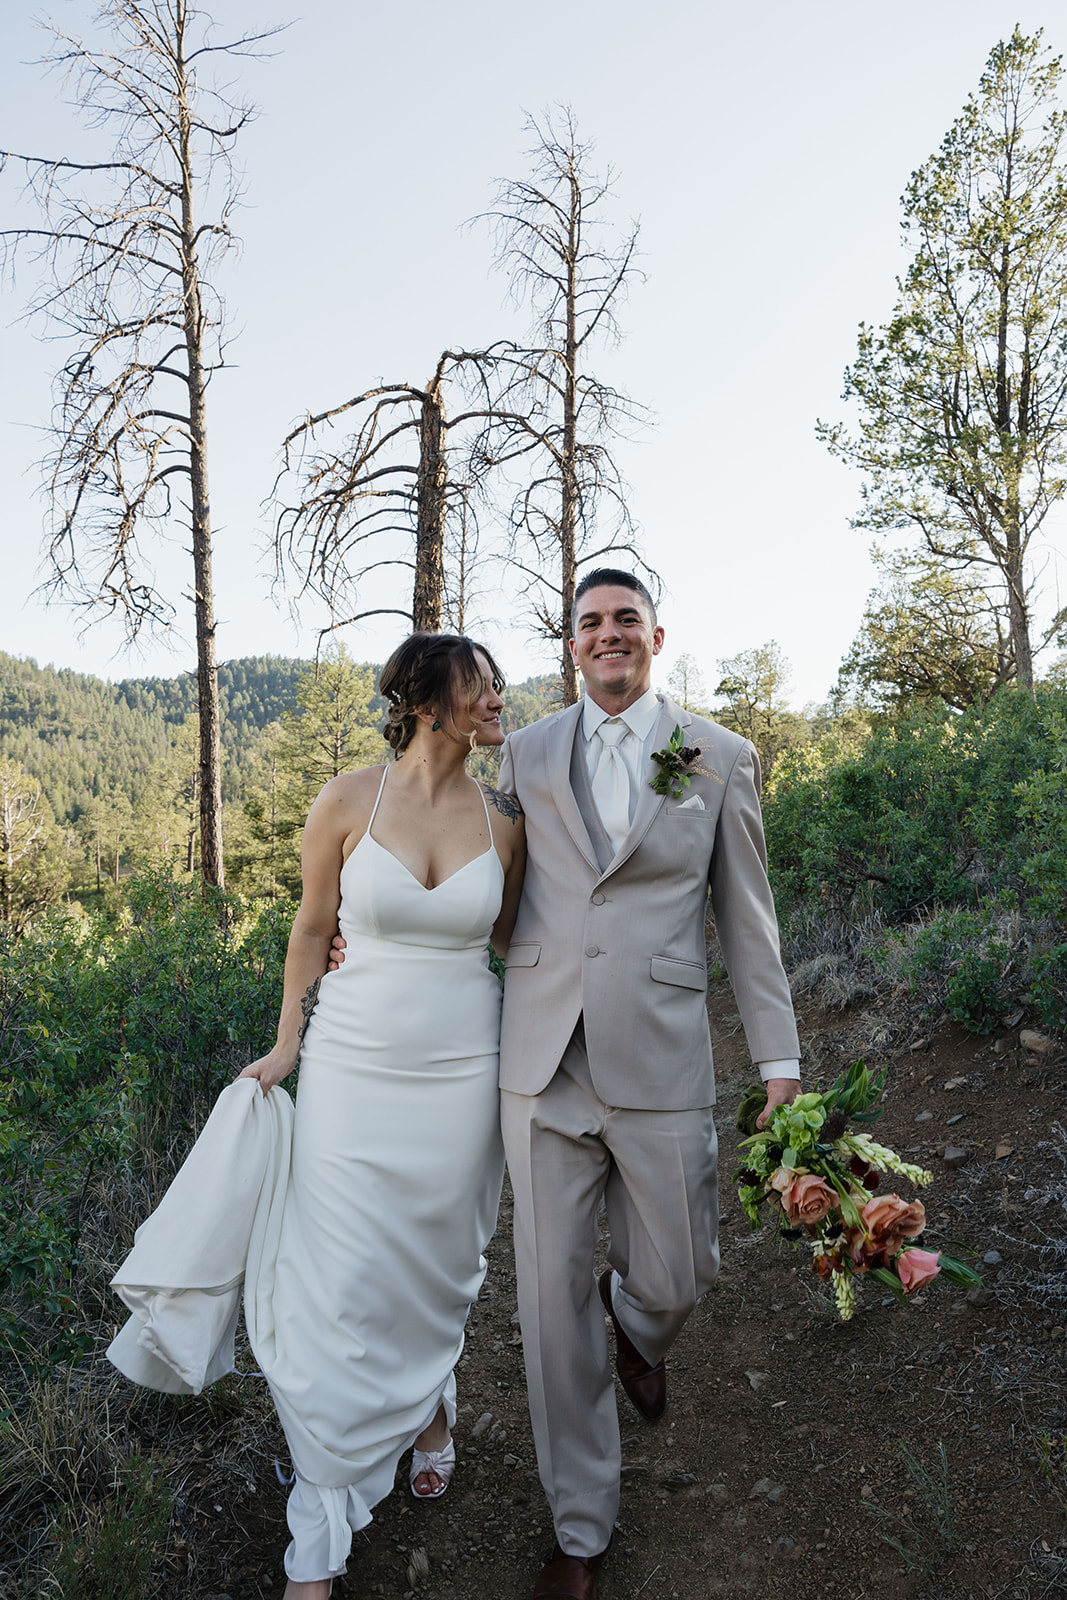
[51, 1452, 172, 1599]
[1029, 944, 1067, 1033]
[765, 686, 1067, 925]
[766, 687, 1067, 1034]
[900, 909, 1015, 1034]
[1014, 702, 1067, 921]
[0, 871, 292, 1353]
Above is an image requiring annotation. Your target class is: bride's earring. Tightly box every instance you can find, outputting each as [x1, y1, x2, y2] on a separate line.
[432, 720, 441, 732]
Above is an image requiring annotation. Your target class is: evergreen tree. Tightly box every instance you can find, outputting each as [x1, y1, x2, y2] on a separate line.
[76, 787, 135, 889]
[836, 548, 1013, 711]
[130, 719, 202, 874]
[819, 28, 1067, 689]
[714, 643, 810, 773]
[231, 647, 384, 897]
[226, 722, 292, 898]
[279, 646, 384, 797]
[0, 759, 69, 930]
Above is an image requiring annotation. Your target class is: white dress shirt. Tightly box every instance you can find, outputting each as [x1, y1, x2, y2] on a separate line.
[581, 687, 662, 822]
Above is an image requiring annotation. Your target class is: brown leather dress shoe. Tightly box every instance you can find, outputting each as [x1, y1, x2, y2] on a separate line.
[598, 1268, 667, 1422]
[531, 1542, 608, 1600]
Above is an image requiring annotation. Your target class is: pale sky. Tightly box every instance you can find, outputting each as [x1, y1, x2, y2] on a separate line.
[2, 1, 1065, 708]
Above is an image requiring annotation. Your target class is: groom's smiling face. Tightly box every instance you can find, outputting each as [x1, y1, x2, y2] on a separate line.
[570, 585, 665, 709]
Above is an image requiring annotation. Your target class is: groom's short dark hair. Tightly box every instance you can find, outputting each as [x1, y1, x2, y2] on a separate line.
[571, 568, 657, 630]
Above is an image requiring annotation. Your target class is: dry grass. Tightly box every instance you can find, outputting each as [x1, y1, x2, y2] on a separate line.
[0, 1093, 285, 1599]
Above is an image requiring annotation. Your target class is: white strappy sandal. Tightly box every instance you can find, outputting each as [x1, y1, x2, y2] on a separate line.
[409, 1437, 456, 1500]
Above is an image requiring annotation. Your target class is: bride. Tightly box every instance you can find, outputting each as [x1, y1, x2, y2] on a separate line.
[111, 632, 525, 1600]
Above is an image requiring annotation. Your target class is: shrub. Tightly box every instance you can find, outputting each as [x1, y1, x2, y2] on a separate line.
[766, 685, 1067, 943]
[1029, 944, 1067, 1034]
[0, 871, 292, 1354]
[901, 909, 1016, 1035]
[51, 1452, 172, 1600]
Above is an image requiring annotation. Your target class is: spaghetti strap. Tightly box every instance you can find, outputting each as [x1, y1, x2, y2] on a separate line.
[474, 778, 494, 837]
[367, 764, 390, 830]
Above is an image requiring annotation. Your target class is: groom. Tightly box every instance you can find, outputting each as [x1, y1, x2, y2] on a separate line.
[497, 569, 800, 1600]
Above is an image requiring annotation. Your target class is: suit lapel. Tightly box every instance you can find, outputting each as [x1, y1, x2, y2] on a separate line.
[544, 702, 600, 873]
[601, 697, 692, 879]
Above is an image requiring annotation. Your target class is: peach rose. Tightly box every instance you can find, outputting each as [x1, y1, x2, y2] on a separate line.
[861, 1193, 926, 1254]
[782, 1173, 837, 1227]
[767, 1166, 798, 1195]
[896, 1247, 941, 1294]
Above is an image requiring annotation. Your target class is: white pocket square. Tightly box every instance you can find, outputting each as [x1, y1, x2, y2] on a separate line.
[675, 793, 705, 811]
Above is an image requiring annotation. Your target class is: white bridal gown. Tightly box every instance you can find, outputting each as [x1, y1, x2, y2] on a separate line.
[109, 770, 506, 1581]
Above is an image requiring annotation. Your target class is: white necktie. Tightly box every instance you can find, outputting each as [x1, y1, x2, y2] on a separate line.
[592, 719, 632, 852]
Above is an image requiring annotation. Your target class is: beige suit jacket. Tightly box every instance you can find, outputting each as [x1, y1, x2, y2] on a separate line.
[497, 695, 799, 1111]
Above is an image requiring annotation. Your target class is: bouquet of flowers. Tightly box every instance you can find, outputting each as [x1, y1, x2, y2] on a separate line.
[734, 1062, 982, 1321]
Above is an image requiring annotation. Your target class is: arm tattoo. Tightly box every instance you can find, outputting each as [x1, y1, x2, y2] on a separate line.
[482, 786, 523, 823]
[297, 977, 321, 1043]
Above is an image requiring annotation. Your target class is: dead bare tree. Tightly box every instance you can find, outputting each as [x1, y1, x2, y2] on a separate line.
[442, 478, 486, 634]
[275, 110, 648, 685]
[0, 0, 277, 889]
[274, 350, 506, 648]
[475, 106, 651, 703]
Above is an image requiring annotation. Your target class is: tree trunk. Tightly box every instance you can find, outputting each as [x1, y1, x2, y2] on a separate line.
[269, 754, 278, 900]
[177, 6, 225, 890]
[414, 376, 447, 632]
[1005, 513, 1034, 691]
[560, 187, 580, 707]
[455, 507, 467, 634]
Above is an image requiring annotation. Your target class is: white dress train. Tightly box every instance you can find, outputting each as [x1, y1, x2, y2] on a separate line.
[109, 769, 506, 1581]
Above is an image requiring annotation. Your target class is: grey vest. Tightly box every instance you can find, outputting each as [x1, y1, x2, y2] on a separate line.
[568, 726, 615, 876]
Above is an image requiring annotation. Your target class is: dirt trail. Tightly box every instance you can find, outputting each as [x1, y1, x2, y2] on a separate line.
[158, 984, 1067, 1600]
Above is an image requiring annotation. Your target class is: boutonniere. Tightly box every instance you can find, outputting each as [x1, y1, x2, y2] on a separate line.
[649, 725, 714, 799]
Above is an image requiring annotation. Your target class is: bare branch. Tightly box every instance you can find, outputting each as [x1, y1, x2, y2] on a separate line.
[0, 0, 270, 888]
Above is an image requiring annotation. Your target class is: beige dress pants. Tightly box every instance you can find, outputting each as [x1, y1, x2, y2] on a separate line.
[500, 1021, 720, 1558]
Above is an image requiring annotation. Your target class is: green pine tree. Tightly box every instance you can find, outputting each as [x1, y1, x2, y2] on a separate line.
[230, 646, 385, 897]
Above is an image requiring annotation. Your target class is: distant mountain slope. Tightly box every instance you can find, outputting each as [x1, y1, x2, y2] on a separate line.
[0, 653, 563, 826]
[0, 653, 308, 823]
[116, 657, 309, 740]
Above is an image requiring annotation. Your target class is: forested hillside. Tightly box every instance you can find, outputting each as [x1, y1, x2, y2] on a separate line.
[0, 650, 562, 907]
[1, 654, 560, 823]
[117, 657, 311, 753]
[0, 653, 308, 822]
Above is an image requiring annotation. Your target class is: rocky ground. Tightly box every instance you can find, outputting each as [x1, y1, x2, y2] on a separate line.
[110, 985, 1067, 1600]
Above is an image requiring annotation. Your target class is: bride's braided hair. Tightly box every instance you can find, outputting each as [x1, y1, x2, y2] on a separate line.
[379, 632, 505, 755]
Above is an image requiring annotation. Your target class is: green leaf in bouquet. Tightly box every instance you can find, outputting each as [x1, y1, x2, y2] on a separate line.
[934, 1253, 984, 1288]
[736, 1130, 776, 1159]
[824, 1059, 887, 1121]
[868, 1265, 907, 1301]
[850, 1105, 887, 1124]
[737, 1183, 766, 1230]
[827, 1171, 865, 1230]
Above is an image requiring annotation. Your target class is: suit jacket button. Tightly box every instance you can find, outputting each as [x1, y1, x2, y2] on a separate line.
[591, 892, 605, 906]
[585, 944, 600, 958]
